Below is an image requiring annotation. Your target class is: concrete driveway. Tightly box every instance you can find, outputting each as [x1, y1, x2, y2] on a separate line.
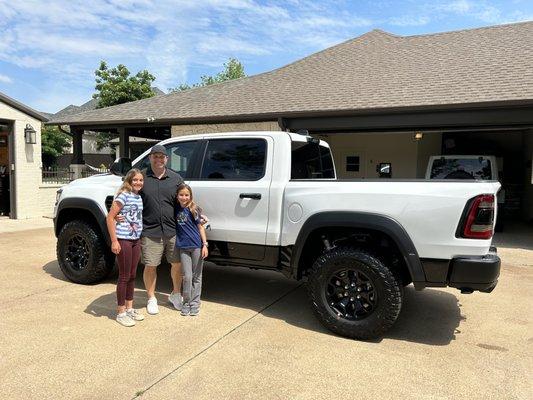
[0, 226, 531, 400]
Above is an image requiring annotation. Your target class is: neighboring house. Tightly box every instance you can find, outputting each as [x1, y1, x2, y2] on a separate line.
[0, 91, 51, 219]
[48, 22, 533, 222]
[53, 87, 166, 168]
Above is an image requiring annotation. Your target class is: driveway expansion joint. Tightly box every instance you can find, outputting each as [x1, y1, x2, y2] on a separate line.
[131, 283, 303, 399]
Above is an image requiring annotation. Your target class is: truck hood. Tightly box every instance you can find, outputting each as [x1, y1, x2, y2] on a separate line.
[66, 173, 122, 188]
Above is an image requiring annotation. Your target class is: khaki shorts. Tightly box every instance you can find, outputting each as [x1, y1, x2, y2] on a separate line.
[141, 236, 180, 266]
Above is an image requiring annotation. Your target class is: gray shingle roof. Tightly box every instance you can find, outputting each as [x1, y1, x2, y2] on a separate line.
[52, 87, 165, 120]
[49, 21, 533, 126]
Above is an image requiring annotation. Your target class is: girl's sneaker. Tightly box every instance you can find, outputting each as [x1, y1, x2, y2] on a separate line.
[168, 292, 183, 311]
[116, 313, 135, 327]
[126, 309, 145, 321]
[180, 304, 190, 316]
[189, 308, 200, 316]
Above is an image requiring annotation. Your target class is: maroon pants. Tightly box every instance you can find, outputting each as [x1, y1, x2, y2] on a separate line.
[116, 239, 141, 306]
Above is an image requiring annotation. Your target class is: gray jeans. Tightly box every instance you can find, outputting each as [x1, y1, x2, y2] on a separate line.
[180, 248, 203, 310]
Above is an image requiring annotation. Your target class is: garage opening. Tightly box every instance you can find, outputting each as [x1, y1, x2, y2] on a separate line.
[315, 128, 533, 237]
[0, 121, 13, 217]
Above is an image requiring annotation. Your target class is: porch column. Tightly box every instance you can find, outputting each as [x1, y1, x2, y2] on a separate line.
[118, 127, 129, 158]
[70, 127, 85, 179]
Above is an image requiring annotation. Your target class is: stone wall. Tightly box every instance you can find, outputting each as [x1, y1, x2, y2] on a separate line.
[171, 121, 281, 136]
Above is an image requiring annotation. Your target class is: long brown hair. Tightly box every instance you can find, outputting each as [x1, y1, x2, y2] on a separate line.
[117, 168, 143, 195]
[176, 183, 200, 218]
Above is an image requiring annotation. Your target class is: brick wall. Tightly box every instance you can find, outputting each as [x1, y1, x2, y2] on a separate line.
[39, 184, 62, 218]
[0, 101, 43, 219]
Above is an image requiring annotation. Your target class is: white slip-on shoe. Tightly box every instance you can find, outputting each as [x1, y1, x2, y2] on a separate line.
[168, 292, 183, 311]
[146, 297, 159, 315]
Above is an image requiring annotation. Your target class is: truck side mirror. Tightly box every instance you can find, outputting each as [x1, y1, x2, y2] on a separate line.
[377, 162, 392, 178]
[109, 157, 132, 177]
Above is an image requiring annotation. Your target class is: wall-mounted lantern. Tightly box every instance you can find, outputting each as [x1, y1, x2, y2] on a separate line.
[24, 124, 36, 144]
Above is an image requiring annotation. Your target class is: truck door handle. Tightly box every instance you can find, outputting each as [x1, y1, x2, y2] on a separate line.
[239, 193, 261, 200]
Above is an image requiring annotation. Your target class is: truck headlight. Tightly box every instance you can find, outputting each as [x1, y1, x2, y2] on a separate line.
[55, 189, 63, 205]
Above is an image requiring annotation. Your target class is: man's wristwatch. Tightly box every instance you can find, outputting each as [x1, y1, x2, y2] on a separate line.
[202, 242, 209, 248]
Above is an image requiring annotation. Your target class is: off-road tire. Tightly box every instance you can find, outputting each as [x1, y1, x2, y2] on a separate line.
[57, 220, 113, 284]
[307, 247, 403, 340]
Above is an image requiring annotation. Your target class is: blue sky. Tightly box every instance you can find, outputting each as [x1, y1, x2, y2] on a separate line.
[0, 0, 532, 113]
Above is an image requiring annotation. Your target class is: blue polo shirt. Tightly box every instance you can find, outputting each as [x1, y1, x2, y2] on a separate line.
[175, 206, 202, 249]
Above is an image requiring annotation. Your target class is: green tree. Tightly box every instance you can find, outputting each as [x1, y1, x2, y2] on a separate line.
[41, 126, 71, 167]
[93, 60, 156, 108]
[169, 58, 245, 92]
[92, 61, 156, 149]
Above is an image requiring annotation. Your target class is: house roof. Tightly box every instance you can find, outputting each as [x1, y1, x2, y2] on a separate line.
[0, 91, 49, 122]
[52, 87, 165, 120]
[49, 21, 533, 126]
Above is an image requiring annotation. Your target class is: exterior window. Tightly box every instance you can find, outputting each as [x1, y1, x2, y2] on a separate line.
[291, 142, 335, 179]
[200, 139, 266, 180]
[346, 156, 360, 172]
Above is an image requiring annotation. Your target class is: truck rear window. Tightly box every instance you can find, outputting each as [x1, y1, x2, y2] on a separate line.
[430, 158, 492, 180]
[291, 142, 335, 179]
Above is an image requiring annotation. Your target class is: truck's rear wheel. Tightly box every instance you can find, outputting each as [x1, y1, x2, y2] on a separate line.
[57, 220, 113, 284]
[307, 247, 402, 340]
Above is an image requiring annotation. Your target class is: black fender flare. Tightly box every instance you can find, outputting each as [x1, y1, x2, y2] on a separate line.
[54, 197, 110, 245]
[291, 211, 425, 287]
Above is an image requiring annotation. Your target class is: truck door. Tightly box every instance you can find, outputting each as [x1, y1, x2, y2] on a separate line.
[190, 137, 272, 262]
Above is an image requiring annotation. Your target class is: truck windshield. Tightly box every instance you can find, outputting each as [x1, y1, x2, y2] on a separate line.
[430, 158, 492, 180]
[291, 141, 335, 179]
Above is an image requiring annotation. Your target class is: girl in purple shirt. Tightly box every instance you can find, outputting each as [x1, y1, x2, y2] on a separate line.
[175, 184, 208, 316]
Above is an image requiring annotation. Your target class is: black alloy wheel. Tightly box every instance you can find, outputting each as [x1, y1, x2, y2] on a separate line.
[307, 247, 403, 340]
[65, 234, 90, 271]
[326, 269, 377, 320]
[57, 220, 113, 284]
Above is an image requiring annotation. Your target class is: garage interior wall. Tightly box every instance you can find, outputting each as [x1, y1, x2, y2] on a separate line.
[322, 132, 441, 179]
[415, 132, 442, 178]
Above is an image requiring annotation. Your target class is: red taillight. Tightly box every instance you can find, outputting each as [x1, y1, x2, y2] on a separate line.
[462, 194, 495, 239]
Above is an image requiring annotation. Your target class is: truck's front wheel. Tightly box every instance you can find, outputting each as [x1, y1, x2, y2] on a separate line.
[307, 247, 402, 340]
[57, 220, 113, 284]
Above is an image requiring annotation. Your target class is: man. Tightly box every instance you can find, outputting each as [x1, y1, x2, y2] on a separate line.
[137, 144, 183, 314]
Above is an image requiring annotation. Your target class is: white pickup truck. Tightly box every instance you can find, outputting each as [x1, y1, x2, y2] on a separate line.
[54, 131, 501, 339]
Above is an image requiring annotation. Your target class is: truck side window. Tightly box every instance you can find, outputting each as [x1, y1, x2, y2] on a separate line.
[291, 142, 335, 179]
[200, 139, 266, 180]
[133, 141, 197, 178]
[166, 141, 197, 178]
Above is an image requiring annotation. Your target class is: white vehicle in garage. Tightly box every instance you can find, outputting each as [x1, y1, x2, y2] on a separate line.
[54, 131, 501, 339]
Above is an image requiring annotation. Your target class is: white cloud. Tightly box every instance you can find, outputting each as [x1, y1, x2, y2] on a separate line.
[1, 0, 379, 105]
[0, 73, 12, 83]
[389, 15, 430, 26]
[441, 0, 473, 14]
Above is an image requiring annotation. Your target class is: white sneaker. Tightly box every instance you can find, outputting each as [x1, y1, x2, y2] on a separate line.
[116, 313, 135, 327]
[146, 297, 159, 315]
[126, 308, 145, 321]
[168, 292, 183, 311]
